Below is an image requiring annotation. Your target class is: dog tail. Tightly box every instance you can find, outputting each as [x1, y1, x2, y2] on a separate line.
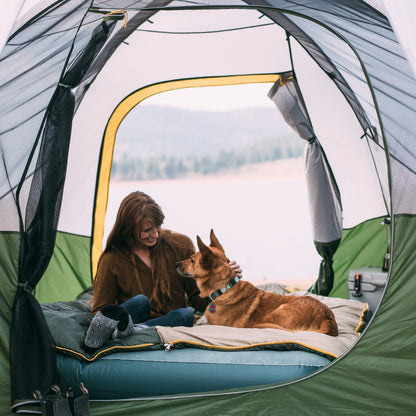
[321, 313, 339, 337]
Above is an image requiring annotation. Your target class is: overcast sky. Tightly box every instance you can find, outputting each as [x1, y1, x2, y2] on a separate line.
[142, 82, 276, 111]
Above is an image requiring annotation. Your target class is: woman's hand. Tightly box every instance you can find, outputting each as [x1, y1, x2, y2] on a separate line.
[229, 260, 243, 278]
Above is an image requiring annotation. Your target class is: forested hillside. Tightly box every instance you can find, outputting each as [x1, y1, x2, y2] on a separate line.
[112, 105, 303, 180]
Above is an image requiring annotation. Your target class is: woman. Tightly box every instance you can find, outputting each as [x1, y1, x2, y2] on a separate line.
[85, 191, 241, 349]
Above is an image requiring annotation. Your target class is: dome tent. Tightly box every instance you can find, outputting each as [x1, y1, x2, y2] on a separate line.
[1, 0, 416, 415]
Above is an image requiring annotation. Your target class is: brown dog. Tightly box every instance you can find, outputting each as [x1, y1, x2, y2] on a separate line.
[176, 230, 338, 336]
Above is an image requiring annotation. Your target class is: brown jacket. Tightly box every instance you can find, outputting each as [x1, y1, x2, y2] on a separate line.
[91, 231, 209, 317]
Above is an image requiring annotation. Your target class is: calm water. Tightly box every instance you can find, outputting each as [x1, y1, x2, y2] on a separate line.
[105, 176, 320, 288]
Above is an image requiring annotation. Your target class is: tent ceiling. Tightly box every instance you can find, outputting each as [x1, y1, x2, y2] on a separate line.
[62, 7, 389, 238]
[2, 0, 415, 237]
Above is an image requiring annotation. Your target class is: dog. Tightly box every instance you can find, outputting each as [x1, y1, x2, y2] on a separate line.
[176, 229, 338, 336]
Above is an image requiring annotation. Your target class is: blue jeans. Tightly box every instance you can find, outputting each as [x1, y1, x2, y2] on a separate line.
[121, 294, 194, 327]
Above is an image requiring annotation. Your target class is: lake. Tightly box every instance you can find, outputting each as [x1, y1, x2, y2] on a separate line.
[105, 160, 320, 289]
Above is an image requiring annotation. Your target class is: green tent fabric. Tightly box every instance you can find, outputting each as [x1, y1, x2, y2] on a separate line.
[1, 0, 416, 414]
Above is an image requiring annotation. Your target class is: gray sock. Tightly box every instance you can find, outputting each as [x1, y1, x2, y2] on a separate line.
[113, 313, 134, 339]
[85, 304, 127, 349]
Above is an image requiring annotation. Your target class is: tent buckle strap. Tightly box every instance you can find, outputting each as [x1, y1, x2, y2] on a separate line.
[18, 282, 34, 293]
[58, 82, 72, 90]
[89, 7, 129, 26]
[33, 383, 91, 416]
[105, 9, 128, 27]
[352, 273, 362, 297]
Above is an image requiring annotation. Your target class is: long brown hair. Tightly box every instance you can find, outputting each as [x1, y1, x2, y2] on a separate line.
[104, 191, 164, 253]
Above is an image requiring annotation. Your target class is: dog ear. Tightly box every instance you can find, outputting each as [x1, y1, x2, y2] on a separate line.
[209, 229, 224, 251]
[197, 235, 216, 269]
[197, 235, 211, 256]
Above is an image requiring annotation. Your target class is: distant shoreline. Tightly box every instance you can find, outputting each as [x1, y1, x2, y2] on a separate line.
[111, 157, 305, 186]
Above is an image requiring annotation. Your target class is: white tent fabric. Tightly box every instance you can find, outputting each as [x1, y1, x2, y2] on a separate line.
[6, 0, 416, 75]
[61, 7, 389, 240]
[64, 9, 291, 235]
[382, 0, 416, 77]
[1, 0, 414, 237]
[1, 2, 25, 53]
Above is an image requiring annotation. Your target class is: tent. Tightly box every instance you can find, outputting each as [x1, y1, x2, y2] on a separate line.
[1, 0, 416, 414]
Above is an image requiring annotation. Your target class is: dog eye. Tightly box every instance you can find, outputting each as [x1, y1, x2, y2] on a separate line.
[191, 259, 194, 264]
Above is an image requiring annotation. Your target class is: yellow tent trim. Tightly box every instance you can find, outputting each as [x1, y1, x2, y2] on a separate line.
[92, 73, 281, 276]
[53, 343, 155, 362]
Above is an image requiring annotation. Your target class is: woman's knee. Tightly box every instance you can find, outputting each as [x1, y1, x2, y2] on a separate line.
[175, 307, 194, 327]
[121, 295, 151, 323]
